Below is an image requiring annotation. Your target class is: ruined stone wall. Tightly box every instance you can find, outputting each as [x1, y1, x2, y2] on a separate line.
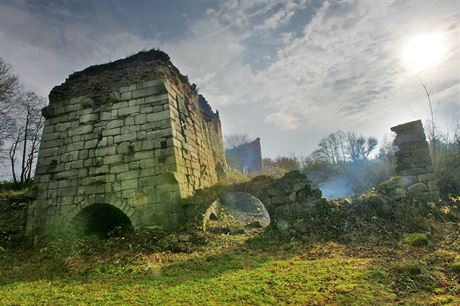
[182, 171, 325, 234]
[390, 120, 439, 202]
[27, 50, 226, 236]
[167, 91, 226, 198]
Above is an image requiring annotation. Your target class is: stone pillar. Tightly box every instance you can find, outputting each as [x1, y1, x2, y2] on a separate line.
[390, 120, 439, 202]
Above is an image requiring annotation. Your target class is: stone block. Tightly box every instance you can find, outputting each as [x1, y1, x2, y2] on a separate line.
[121, 178, 138, 190]
[117, 170, 141, 180]
[399, 168, 427, 176]
[130, 161, 140, 170]
[89, 165, 110, 175]
[134, 114, 146, 125]
[397, 176, 417, 188]
[61, 151, 79, 162]
[120, 91, 132, 100]
[67, 142, 84, 152]
[121, 125, 140, 135]
[417, 173, 435, 182]
[116, 142, 131, 154]
[111, 163, 130, 174]
[79, 113, 98, 123]
[146, 110, 170, 122]
[100, 112, 111, 121]
[95, 146, 117, 157]
[106, 119, 124, 129]
[134, 151, 154, 160]
[85, 184, 106, 195]
[141, 140, 155, 151]
[143, 80, 163, 88]
[103, 155, 123, 164]
[407, 183, 428, 193]
[82, 175, 107, 185]
[119, 105, 140, 116]
[71, 125, 94, 136]
[114, 133, 137, 143]
[132, 87, 158, 99]
[125, 116, 135, 125]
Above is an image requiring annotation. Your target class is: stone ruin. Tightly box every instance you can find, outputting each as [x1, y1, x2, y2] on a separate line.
[26, 50, 227, 237]
[182, 170, 325, 234]
[383, 119, 439, 202]
[16, 47, 439, 239]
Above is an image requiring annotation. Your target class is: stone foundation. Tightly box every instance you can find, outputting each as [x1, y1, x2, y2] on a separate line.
[390, 120, 439, 202]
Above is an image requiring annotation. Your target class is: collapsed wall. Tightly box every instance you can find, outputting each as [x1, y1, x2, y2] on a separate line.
[390, 120, 439, 202]
[27, 49, 226, 236]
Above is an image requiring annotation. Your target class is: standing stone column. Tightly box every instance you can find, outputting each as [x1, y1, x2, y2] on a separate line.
[390, 120, 439, 202]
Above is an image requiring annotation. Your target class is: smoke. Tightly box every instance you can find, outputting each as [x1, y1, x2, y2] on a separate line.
[319, 176, 355, 199]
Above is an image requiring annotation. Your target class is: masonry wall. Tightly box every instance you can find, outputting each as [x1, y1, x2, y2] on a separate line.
[26, 50, 226, 236]
[390, 119, 439, 202]
[163, 86, 226, 198]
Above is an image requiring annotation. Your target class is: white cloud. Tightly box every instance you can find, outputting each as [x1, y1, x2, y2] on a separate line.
[0, 0, 458, 158]
[265, 111, 301, 130]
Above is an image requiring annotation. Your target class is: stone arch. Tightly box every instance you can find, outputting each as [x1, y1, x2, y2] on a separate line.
[182, 170, 325, 234]
[203, 191, 271, 231]
[63, 195, 136, 238]
[69, 203, 133, 238]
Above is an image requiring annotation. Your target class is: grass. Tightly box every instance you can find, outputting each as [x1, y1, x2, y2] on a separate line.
[1, 224, 459, 306]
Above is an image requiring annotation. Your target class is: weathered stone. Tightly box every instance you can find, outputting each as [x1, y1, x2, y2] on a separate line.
[417, 173, 435, 182]
[407, 183, 428, 193]
[397, 175, 417, 188]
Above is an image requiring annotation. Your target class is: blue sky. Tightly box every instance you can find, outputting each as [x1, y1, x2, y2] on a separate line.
[1, 0, 459, 157]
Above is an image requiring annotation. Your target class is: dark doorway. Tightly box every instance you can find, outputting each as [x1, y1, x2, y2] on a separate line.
[70, 204, 133, 238]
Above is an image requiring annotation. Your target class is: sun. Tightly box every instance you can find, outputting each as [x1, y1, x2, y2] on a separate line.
[402, 32, 447, 73]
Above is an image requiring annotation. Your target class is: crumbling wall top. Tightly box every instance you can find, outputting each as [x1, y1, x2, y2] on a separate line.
[49, 49, 198, 105]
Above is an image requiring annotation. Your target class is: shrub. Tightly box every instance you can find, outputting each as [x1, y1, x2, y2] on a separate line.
[402, 233, 429, 248]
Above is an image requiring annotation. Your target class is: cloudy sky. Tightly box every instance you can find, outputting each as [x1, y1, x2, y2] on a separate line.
[1, 0, 459, 157]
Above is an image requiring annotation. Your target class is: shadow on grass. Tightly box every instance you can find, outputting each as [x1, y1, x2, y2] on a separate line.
[0, 230, 404, 305]
[0, 230, 293, 287]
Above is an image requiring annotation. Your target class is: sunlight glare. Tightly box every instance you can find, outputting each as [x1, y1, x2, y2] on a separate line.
[402, 32, 446, 73]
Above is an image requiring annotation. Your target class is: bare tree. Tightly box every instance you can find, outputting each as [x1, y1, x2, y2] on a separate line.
[346, 132, 378, 162]
[312, 131, 348, 164]
[8, 91, 45, 185]
[311, 130, 378, 163]
[419, 79, 437, 163]
[0, 57, 20, 142]
[224, 133, 250, 150]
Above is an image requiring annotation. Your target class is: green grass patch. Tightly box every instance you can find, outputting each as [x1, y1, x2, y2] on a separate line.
[0, 225, 459, 305]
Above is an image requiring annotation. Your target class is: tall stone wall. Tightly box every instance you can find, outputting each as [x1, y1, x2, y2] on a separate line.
[390, 120, 439, 202]
[27, 50, 226, 236]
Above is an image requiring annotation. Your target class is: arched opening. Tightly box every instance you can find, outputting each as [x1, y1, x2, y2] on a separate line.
[203, 192, 270, 235]
[70, 204, 133, 238]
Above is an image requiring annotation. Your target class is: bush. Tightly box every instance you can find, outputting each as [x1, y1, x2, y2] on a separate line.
[402, 233, 429, 248]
